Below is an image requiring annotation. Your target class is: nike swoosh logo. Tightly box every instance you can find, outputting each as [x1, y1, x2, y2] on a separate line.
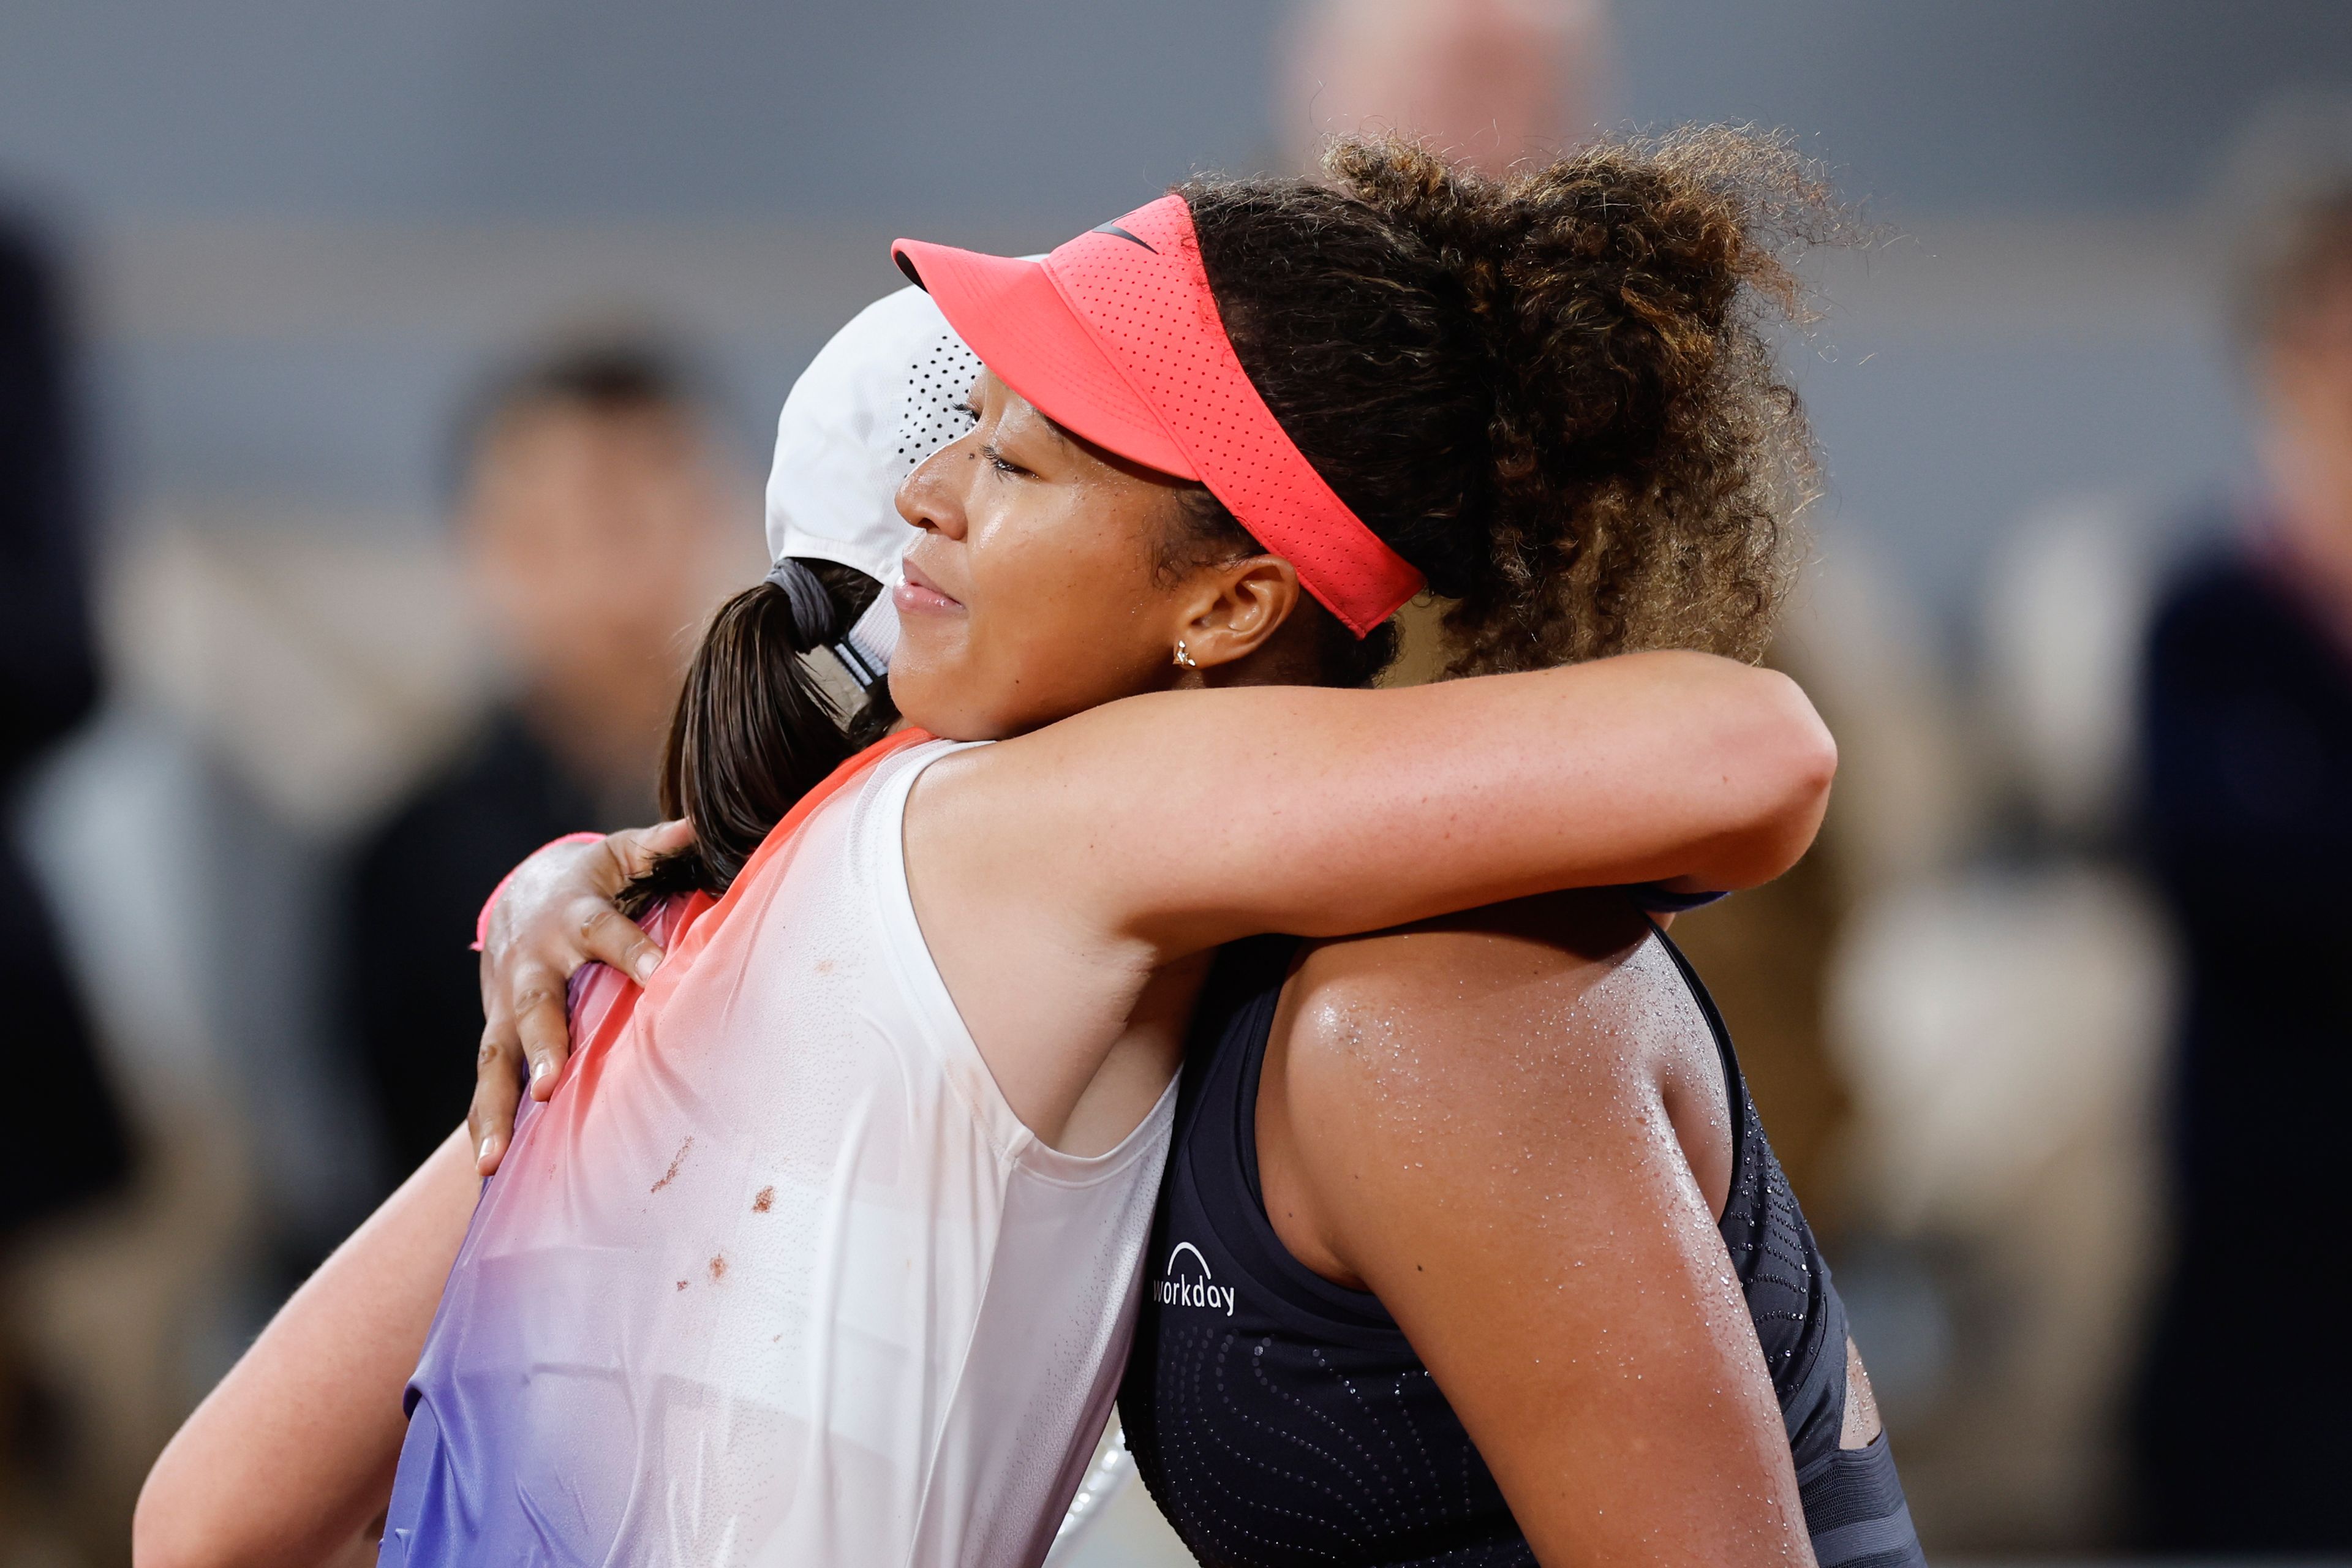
[1090, 222, 1157, 253]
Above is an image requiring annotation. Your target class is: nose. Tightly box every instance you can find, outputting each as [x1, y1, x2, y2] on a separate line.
[895, 437, 972, 541]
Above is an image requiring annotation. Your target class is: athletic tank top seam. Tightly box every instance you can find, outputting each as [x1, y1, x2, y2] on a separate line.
[1646, 917, 1751, 1182]
[866, 737, 1177, 1186]
[1017, 1073, 1180, 1189]
[1199, 940, 1408, 1344]
[1651, 921, 1844, 1430]
[1796, 1427, 1890, 1489]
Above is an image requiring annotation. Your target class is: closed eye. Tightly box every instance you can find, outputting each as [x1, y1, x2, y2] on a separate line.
[979, 440, 1031, 479]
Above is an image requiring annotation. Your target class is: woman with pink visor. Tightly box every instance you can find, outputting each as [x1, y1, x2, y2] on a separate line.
[140, 134, 1846, 1568]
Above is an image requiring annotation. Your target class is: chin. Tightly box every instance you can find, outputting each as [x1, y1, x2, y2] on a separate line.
[887, 661, 989, 743]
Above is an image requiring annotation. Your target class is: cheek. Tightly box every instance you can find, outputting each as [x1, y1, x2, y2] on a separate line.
[974, 522, 1165, 684]
[972, 510, 1101, 618]
[895, 526, 1170, 737]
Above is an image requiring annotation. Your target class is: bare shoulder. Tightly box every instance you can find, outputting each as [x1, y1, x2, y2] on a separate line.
[1259, 890, 1734, 1286]
[1276, 888, 1711, 1110]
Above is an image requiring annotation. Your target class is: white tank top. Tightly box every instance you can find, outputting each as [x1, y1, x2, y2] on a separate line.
[381, 737, 1178, 1568]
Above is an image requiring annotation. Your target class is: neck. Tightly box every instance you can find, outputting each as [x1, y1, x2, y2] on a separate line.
[1197, 606, 1344, 692]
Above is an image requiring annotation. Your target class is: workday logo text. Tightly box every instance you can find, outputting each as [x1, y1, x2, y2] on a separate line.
[1159, 1242, 1237, 1317]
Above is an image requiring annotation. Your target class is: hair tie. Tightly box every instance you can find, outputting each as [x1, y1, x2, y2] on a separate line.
[763, 557, 838, 647]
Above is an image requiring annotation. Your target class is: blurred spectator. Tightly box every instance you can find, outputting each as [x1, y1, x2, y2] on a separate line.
[2127, 107, 2352, 1553]
[0, 214, 129, 1237]
[337, 339, 742, 1180]
[0, 205, 136, 1562]
[0, 216, 132, 1216]
[1278, 0, 1609, 175]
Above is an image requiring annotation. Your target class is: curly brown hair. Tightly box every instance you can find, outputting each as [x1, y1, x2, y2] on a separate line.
[634, 130, 1841, 902]
[1174, 127, 1838, 679]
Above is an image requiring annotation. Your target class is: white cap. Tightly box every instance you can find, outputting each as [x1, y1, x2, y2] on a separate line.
[764, 284, 982, 674]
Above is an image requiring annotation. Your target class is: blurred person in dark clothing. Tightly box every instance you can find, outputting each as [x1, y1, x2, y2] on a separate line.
[339, 341, 742, 1180]
[2130, 155, 2352, 1551]
[0, 213, 131, 1239]
[0, 208, 135, 1567]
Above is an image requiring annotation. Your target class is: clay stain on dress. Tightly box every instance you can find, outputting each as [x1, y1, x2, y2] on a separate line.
[752, 1185, 775, 1213]
[650, 1136, 695, 1193]
[708, 1253, 728, 1283]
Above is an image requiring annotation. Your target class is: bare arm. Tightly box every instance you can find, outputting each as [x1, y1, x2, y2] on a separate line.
[909, 651, 1834, 1141]
[1261, 913, 1814, 1565]
[134, 1129, 481, 1568]
[467, 652, 1828, 1164]
[918, 651, 1831, 960]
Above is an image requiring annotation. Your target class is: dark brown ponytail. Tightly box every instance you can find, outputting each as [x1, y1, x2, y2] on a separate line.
[620, 560, 897, 913]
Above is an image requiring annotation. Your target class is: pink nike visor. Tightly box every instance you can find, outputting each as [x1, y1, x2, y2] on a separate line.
[892, 194, 1425, 637]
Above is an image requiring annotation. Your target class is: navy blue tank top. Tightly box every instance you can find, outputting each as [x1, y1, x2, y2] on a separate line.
[1118, 929, 1925, 1568]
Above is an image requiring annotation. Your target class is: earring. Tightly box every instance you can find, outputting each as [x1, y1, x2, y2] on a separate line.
[1172, 639, 1198, 669]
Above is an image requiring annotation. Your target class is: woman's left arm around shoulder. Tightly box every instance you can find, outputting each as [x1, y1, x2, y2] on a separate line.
[134, 1128, 482, 1568]
[1265, 936, 1815, 1566]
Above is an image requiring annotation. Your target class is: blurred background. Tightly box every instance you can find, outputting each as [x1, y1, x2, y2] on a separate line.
[5, 0, 2351, 1562]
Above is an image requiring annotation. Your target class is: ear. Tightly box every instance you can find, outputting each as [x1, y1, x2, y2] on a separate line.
[1173, 556, 1303, 669]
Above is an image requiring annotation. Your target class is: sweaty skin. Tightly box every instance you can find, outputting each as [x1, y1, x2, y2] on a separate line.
[466, 374, 1831, 1167]
[135, 371, 1834, 1568]
[1257, 892, 1881, 1564]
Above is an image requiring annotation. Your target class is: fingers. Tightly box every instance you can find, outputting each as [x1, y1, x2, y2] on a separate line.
[467, 820, 692, 1178]
[511, 967, 576, 1104]
[469, 1008, 527, 1176]
[567, 821, 686, 982]
[577, 902, 664, 986]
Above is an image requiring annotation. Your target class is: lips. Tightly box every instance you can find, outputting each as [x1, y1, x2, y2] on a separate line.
[894, 556, 964, 616]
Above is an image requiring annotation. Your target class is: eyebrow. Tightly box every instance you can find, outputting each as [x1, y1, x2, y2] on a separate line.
[976, 375, 1078, 452]
[989, 393, 1076, 451]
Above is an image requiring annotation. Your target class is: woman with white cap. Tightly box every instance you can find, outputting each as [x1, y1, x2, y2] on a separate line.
[469, 141, 1921, 1568]
[140, 134, 1857, 1568]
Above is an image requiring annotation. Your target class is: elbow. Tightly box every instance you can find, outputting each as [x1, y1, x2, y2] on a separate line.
[1718, 668, 1838, 889]
[1774, 676, 1839, 828]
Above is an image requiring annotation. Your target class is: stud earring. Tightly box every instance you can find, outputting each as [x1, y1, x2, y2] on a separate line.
[1172, 639, 1198, 669]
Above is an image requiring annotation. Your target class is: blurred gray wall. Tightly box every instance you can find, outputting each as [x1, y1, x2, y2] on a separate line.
[6, 0, 2352, 620]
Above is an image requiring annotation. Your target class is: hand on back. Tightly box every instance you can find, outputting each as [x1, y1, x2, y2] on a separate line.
[469, 820, 692, 1174]
[467, 652, 1833, 1168]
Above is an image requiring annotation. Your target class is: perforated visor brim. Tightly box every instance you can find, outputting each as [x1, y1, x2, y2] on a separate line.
[891, 238, 1199, 482]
